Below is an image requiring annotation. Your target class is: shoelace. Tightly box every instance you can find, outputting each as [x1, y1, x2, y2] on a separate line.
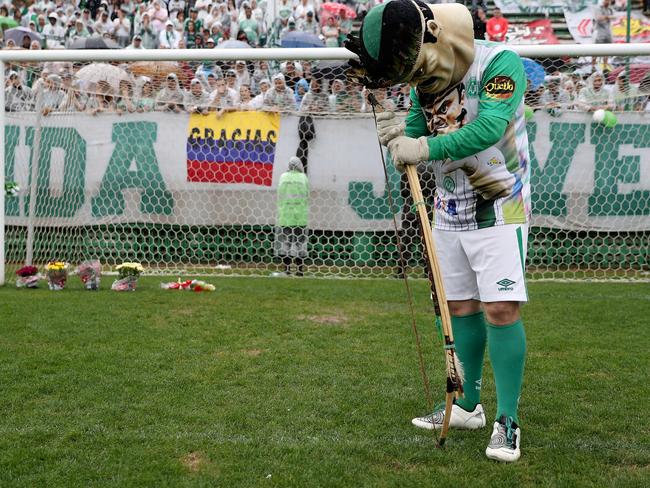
[505, 417, 515, 445]
[424, 402, 447, 421]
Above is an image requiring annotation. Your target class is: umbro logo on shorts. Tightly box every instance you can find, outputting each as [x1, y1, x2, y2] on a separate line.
[496, 278, 516, 291]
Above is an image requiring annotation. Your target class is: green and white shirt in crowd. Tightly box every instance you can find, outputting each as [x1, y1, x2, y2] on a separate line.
[405, 40, 531, 231]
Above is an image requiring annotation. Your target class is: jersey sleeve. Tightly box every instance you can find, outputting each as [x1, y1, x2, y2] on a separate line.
[404, 87, 430, 138]
[424, 49, 527, 162]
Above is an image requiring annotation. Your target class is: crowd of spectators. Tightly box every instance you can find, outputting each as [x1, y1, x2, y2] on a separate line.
[0, 0, 367, 50]
[9, 58, 644, 117]
[525, 69, 650, 114]
[1, 1, 649, 116]
[4, 55, 415, 115]
[464, 1, 650, 114]
[1, 0, 379, 115]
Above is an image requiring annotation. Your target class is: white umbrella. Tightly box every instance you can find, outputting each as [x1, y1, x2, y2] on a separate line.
[43, 61, 74, 76]
[75, 63, 131, 92]
[218, 40, 250, 49]
[69, 36, 121, 49]
[4, 27, 42, 46]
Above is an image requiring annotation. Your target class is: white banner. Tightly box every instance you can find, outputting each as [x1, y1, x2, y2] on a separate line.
[4, 111, 650, 231]
[493, 0, 585, 15]
[4, 112, 390, 231]
[494, 1, 631, 15]
[564, 5, 650, 44]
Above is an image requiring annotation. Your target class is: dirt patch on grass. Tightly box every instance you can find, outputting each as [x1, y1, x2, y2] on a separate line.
[298, 313, 349, 325]
[611, 463, 650, 475]
[181, 452, 208, 473]
[214, 349, 265, 357]
[242, 348, 264, 357]
[585, 371, 613, 380]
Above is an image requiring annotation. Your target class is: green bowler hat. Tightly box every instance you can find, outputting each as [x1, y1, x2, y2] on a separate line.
[345, 0, 436, 87]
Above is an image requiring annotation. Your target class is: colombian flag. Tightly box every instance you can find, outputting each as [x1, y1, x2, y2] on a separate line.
[186, 111, 280, 186]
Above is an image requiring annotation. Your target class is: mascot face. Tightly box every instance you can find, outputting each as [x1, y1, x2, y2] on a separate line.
[345, 1, 474, 95]
[422, 84, 467, 135]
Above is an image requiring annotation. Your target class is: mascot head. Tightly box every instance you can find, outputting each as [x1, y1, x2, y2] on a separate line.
[345, 0, 474, 94]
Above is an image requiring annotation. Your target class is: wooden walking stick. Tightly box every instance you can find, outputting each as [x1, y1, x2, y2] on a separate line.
[366, 92, 464, 447]
[403, 164, 465, 447]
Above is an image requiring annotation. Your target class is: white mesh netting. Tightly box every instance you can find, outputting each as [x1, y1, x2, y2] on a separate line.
[3, 55, 650, 280]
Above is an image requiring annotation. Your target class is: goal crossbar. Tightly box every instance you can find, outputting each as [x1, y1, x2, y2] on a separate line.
[1, 43, 650, 63]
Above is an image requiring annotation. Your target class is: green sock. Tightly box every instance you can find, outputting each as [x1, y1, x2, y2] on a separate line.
[487, 320, 527, 424]
[451, 312, 487, 412]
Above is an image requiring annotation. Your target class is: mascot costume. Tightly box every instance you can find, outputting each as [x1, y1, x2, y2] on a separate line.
[346, 1, 530, 463]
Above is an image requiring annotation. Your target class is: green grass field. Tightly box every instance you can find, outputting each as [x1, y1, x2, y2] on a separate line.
[1, 277, 649, 487]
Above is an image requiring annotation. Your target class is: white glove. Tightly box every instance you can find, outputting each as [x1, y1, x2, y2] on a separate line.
[441, 147, 516, 200]
[376, 111, 405, 146]
[388, 136, 430, 172]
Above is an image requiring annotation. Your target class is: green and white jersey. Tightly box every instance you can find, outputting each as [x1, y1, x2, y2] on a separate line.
[405, 40, 531, 231]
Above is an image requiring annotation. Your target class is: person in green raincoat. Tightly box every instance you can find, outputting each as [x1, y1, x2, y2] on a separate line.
[274, 156, 309, 276]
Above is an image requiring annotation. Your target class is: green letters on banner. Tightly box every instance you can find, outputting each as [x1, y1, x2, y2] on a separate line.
[348, 153, 403, 220]
[24, 127, 86, 217]
[528, 121, 585, 217]
[92, 121, 173, 217]
[589, 123, 650, 216]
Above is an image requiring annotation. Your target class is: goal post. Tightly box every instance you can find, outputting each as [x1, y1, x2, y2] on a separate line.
[2, 44, 650, 285]
[0, 60, 4, 285]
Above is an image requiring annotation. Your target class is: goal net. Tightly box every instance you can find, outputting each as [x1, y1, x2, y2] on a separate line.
[2, 49, 649, 281]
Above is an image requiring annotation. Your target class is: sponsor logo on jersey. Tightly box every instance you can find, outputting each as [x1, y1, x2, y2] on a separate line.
[443, 175, 456, 192]
[496, 278, 516, 291]
[466, 77, 479, 98]
[487, 157, 502, 167]
[484, 76, 515, 100]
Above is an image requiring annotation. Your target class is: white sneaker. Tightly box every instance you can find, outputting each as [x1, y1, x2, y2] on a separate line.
[412, 403, 486, 431]
[485, 415, 521, 463]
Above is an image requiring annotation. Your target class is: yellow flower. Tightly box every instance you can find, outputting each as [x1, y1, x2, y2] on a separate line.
[116, 262, 144, 277]
[116, 262, 144, 270]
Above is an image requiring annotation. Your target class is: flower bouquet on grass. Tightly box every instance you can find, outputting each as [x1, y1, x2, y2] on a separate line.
[15, 265, 40, 288]
[190, 280, 215, 292]
[111, 262, 144, 291]
[46, 261, 69, 290]
[77, 260, 101, 290]
[160, 278, 216, 292]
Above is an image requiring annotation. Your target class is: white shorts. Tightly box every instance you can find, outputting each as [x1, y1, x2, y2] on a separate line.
[433, 224, 528, 303]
